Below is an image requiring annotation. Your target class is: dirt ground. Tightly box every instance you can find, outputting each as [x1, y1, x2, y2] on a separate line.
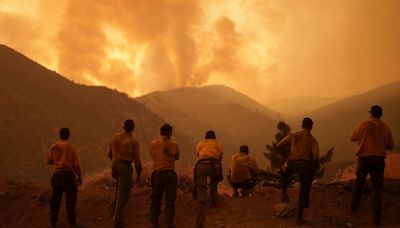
[1, 170, 400, 228]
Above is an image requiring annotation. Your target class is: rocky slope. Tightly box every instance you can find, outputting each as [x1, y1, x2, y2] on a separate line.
[1, 167, 400, 228]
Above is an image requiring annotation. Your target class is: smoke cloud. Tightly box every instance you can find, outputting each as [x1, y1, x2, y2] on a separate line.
[0, 0, 399, 103]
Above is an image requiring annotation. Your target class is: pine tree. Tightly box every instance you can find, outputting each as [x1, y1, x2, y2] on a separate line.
[264, 121, 291, 170]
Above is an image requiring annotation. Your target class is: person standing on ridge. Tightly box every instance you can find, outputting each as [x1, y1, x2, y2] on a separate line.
[194, 130, 224, 228]
[47, 127, 82, 227]
[228, 145, 260, 197]
[350, 105, 394, 226]
[108, 119, 142, 228]
[149, 124, 180, 228]
[277, 117, 319, 225]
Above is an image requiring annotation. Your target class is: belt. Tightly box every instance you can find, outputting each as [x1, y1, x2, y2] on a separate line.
[54, 170, 74, 174]
[198, 158, 219, 164]
[154, 169, 175, 172]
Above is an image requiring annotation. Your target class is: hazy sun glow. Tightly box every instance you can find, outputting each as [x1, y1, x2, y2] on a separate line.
[1, 0, 399, 104]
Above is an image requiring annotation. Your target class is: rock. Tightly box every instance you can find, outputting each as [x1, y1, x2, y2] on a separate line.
[274, 202, 295, 218]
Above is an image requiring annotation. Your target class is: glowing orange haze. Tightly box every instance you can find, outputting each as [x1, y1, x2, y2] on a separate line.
[1, 0, 399, 104]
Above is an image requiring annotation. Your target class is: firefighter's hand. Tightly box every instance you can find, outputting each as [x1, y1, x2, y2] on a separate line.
[76, 177, 83, 186]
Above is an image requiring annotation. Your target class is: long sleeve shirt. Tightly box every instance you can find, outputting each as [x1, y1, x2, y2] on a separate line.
[277, 129, 319, 164]
[196, 139, 224, 161]
[149, 136, 180, 171]
[228, 152, 260, 183]
[47, 140, 81, 177]
[109, 132, 142, 174]
[351, 118, 394, 157]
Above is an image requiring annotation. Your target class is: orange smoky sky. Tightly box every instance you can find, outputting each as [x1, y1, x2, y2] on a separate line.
[1, 0, 399, 103]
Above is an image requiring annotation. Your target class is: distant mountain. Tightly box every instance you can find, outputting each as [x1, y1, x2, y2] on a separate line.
[268, 96, 339, 117]
[308, 81, 400, 166]
[0, 44, 194, 182]
[136, 85, 278, 168]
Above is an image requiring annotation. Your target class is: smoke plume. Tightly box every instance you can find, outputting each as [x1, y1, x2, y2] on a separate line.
[0, 0, 399, 103]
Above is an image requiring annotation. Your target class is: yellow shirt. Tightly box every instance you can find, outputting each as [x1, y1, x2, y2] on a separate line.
[109, 132, 142, 173]
[149, 136, 180, 171]
[278, 129, 319, 163]
[229, 152, 260, 183]
[351, 119, 394, 157]
[196, 139, 224, 161]
[47, 140, 81, 175]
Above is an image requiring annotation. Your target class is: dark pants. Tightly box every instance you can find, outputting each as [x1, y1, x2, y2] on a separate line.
[150, 169, 177, 227]
[195, 160, 222, 226]
[229, 178, 257, 192]
[281, 160, 313, 208]
[111, 161, 133, 226]
[50, 171, 77, 224]
[351, 156, 385, 225]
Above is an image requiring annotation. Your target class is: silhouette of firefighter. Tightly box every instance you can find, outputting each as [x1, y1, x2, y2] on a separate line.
[350, 105, 394, 226]
[149, 124, 180, 228]
[46, 127, 82, 227]
[193, 130, 224, 228]
[108, 119, 142, 228]
[277, 117, 320, 225]
[228, 145, 260, 197]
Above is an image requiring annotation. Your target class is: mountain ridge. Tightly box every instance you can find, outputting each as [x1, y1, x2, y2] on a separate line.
[308, 80, 400, 165]
[0, 44, 194, 182]
[136, 84, 279, 170]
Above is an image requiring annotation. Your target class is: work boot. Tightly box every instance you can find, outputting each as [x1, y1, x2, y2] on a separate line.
[114, 222, 126, 228]
[194, 222, 203, 228]
[232, 190, 239, 198]
[69, 223, 85, 228]
[295, 218, 306, 226]
[374, 216, 381, 227]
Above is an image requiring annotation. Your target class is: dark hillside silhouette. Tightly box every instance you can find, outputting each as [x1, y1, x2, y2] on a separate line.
[0, 44, 194, 182]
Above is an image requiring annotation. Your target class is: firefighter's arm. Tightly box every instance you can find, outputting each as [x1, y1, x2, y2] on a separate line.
[133, 141, 143, 177]
[218, 143, 224, 162]
[277, 134, 291, 148]
[386, 129, 394, 150]
[108, 137, 114, 160]
[312, 141, 320, 170]
[350, 123, 363, 142]
[46, 150, 54, 165]
[173, 143, 180, 161]
[72, 148, 82, 185]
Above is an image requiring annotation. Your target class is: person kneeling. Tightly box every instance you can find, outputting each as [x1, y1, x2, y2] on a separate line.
[228, 145, 260, 197]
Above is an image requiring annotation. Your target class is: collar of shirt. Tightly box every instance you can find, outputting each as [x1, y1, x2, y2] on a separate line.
[160, 136, 170, 141]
